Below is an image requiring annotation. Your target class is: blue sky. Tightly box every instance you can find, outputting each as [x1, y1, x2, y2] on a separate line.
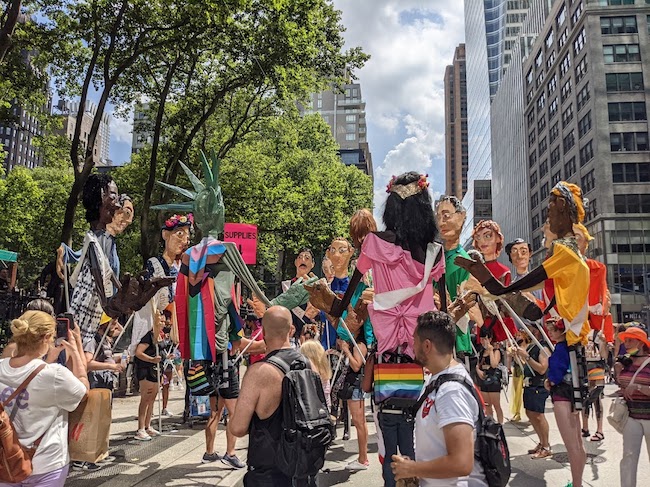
[102, 1, 466, 214]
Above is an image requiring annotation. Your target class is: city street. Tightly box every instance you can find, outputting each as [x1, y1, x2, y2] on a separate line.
[65, 381, 649, 487]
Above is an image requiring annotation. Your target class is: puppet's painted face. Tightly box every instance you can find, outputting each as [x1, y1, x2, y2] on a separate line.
[574, 230, 588, 255]
[542, 219, 557, 249]
[326, 239, 353, 276]
[510, 242, 530, 271]
[294, 251, 314, 278]
[473, 228, 499, 259]
[163, 226, 191, 256]
[321, 258, 335, 282]
[435, 200, 465, 245]
[100, 181, 120, 225]
[107, 199, 134, 235]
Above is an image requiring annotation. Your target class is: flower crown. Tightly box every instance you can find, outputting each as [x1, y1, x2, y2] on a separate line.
[386, 174, 429, 199]
[163, 213, 194, 230]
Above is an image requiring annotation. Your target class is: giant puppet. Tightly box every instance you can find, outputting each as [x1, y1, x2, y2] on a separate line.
[151, 150, 314, 361]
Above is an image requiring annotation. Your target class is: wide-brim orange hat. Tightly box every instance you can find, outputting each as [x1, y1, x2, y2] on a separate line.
[619, 326, 650, 349]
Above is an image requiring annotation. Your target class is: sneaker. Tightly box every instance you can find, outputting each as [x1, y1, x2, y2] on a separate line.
[146, 427, 161, 437]
[97, 455, 116, 465]
[342, 432, 350, 441]
[345, 460, 369, 471]
[72, 462, 102, 471]
[581, 429, 590, 438]
[527, 443, 542, 455]
[202, 452, 221, 464]
[161, 409, 173, 417]
[221, 453, 245, 469]
[134, 429, 152, 441]
[531, 447, 553, 459]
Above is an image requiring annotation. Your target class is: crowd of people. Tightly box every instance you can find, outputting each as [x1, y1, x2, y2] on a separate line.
[0, 169, 649, 487]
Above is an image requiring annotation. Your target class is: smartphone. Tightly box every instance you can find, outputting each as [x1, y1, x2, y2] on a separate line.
[62, 312, 76, 330]
[55, 316, 71, 346]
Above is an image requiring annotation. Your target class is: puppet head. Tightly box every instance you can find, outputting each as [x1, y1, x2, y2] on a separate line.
[383, 172, 437, 252]
[294, 247, 315, 279]
[548, 181, 586, 238]
[472, 220, 504, 261]
[434, 195, 466, 250]
[349, 208, 377, 250]
[326, 237, 353, 278]
[505, 238, 532, 274]
[83, 173, 120, 230]
[321, 257, 335, 283]
[107, 194, 134, 236]
[162, 214, 194, 257]
[151, 150, 225, 238]
[573, 223, 593, 256]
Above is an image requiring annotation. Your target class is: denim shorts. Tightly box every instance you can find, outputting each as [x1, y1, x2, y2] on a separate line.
[350, 386, 369, 401]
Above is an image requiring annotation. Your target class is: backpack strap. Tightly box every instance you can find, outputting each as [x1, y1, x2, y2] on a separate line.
[266, 355, 291, 375]
[428, 373, 486, 433]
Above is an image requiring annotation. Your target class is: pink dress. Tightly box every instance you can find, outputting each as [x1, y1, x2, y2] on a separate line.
[356, 233, 445, 358]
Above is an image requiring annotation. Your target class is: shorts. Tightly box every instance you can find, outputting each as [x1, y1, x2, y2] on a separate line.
[551, 382, 573, 404]
[523, 386, 549, 413]
[136, 365, 158, 383]
[480, 371, 502, 393]
[209, 359, 240, 400]
[350, 386, 369, 401]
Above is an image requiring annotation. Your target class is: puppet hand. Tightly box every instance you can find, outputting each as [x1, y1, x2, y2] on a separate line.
[454, 256, 494, 284]
[247, 296, 267, 318]
[303, 278, 337, 312]
[271, 276, 318, 309]
[589, 303, 604, 316]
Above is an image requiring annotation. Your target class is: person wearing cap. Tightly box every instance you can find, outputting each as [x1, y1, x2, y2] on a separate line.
[614, 326, 650, 487]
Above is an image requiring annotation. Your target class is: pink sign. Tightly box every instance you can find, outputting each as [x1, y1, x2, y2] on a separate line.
[223, 223, 258, 265]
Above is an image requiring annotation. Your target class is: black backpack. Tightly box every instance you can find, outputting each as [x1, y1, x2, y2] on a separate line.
[412, 373, 511, 487]
[267, 354, 334, 479]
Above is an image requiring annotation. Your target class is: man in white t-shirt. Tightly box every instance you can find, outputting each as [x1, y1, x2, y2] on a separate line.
[391, 311, 488, 487]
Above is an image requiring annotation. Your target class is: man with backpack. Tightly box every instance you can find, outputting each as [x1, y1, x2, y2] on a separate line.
[229, 306, 332, 487]
[391, 311, 492, 486]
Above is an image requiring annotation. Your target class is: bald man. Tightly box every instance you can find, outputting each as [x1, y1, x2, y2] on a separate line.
[229, 306, 306, 486]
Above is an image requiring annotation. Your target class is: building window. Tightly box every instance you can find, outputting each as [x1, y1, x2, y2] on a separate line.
[345, 115, 356, 122]
[533, 236, 542, 251]
[532, 214, 540, 231]
[551, 146, 561, 166]
[614, 194, 650, 213]
[547, 51, 556, 70]
[529, 130, 536, 146]
[547, 73, 558, 94]
[529, 149, 538, 167]
[576, 83, 590, 111]
[575, 57, 588, 83]
[610, 132, 649, 151]
[539, 136, 548, 155]
[603, 44, 641, 63]
[561, 78, 572, 103]
[563, 131, 576, 153]
[536, 70, 546, 87]
[597, 0, 634, 5]
[536, 50, 544, 68]
[531, 192, 539, 209]
[545, 30, 554, 50]
[552, 170, 562, 185]
[530, 171, 538, 188]
[580, 140, 594, 166]
[601, 16, 638, 35]
[548, 98, 558, 120]
[557, 5, 567, 27]
[606, 72, 644, 92]
[526, 69, 534, 86]
[541, 182, 549, 198]
[538, 116, 547, 135]
[316, 99, 322, 109]
[527, 110, 535, 126]
[578, 111, 592, 138]
[565, 156, 577, 177]
[550, 122, 559, 143]
[581, 169, 596, 193]
[345, 133, 356, 141]
[612, 162, 650, 183]
[346, 123, 356, 132]
[540, 158, 549, 177]
[608, 102, 647, 122]
[560, 53, 571, 77]
[558, 28, 569, 48]
[571, 1, 584, 26]
[573, 28, 586, 56]
[586, 198, 597, 221]
[537, 93, 546, 113]
[562, 104, 574, 128]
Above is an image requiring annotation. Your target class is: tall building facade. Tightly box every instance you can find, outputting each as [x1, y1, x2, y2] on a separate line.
[304, 83, 373, 178]
[445, 44, 469, 199]
[0, 97, 52, 171]
[491, 0, 556, 258]
[55, 100, 111, 166]
[462, 1, 531, 245]
[524, 0, 650, 322]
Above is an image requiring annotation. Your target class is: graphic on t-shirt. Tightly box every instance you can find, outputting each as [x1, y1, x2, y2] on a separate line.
[422, 396, 434, 418]
[0, 386, 29, 410]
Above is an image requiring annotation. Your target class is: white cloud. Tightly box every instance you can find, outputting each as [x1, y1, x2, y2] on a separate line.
[109, 110, 134, 145]
[333, 1, 465, 207]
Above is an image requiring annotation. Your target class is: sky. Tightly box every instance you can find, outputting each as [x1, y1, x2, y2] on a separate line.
[105, 1, 467, 215]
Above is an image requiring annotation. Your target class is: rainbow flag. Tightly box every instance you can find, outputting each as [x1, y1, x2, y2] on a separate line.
[373, 363, 424, 404]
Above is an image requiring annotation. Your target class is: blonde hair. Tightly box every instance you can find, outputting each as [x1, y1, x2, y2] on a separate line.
[300, 339, 332, 381]
[10, 310, 55, 352]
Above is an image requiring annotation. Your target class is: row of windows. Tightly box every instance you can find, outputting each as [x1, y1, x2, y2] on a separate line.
[611, 132, 649, 151]
[614, 194, 650, 214]
[601, 16, 637, 35]
[612, 163, 650, 183]
[608, 102, 647, 122]
[604, 44, 641, 63]
[606, 72, 644, 92]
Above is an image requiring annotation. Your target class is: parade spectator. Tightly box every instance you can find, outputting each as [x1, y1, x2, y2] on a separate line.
[390, 311, 487, 486]
[246, 314, 266, 365]
[228, 306, 305, 486]
[476, 327, 504, 424]
[159, 312, 176, 416]
[338, 333, 370, 471]
[545, 319, 586, 487]
[514, 324, 552, 459]
[300, 339, 333, 409]
[581, 328, 608, 442]
[615, 326, 650, 487]
[134, 328, 162, 441]
[0, 310, 88, 487]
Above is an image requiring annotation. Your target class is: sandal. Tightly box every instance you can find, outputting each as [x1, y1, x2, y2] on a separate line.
[581, 429, 590, 438]
[590, 432, 604, 442]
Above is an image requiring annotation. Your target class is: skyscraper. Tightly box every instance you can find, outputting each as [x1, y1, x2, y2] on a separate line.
[523, 0, 650, 322]
[0, 97, 52, 171]
[444, 44, 469, 199]
[303, 82, 373, 178]
[55, 100, 111, 166]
